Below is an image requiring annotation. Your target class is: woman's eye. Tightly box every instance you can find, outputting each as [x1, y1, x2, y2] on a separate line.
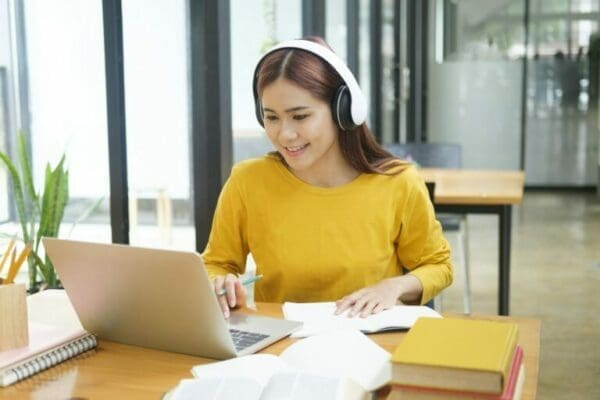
[293, 114, 308, 121]
[265, 115, 279, 122]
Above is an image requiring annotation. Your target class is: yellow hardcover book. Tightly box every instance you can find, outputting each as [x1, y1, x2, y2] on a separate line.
[391, 317, 519, 394]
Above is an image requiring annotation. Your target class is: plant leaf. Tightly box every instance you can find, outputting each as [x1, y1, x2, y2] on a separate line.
[37, 163, 57, 247]
[30, 251, 49, 283]
[0, 150, 30, 243]
[50, 159, 69, 237]
[37, 156, 69, 247]
[17, 131, 40, 215]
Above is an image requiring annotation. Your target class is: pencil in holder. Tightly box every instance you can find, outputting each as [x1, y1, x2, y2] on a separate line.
[0, 283, 29, 351]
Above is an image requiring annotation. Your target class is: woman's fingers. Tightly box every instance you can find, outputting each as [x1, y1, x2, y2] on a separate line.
[359, 298, 380, 318]
[349, 293, 373, 317]
[224, 274, 238, 308]
[213, 275, 231, 318]
[336, 289, 392, 317]
[234, 279, 248, 308]
[335, 289, 365, 315]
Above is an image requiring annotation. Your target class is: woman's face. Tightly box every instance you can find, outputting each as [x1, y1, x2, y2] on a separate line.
[261, 77, 342, 177]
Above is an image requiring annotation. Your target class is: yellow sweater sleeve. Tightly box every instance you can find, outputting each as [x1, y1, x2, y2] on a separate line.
[202, 167, 249, 280]
[396, 170, 453, 304]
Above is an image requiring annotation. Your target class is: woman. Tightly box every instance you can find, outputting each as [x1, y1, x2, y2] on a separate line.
[203, 37, 452, 318]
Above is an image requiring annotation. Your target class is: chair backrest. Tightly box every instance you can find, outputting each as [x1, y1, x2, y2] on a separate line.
[425, 181, 435, 203]
[384, 142, 462, 169]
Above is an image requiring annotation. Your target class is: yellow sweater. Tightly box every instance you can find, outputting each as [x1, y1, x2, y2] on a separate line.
[202, 155, 453, 305]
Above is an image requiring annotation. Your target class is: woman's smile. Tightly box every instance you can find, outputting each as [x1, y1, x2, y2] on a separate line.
[283, 143, 310, 156]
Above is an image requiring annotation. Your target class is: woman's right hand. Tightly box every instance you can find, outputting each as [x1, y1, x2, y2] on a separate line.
[212, 273, 247, 318]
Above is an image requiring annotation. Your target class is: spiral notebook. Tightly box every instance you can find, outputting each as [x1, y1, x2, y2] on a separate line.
[0, 290, 97, 387]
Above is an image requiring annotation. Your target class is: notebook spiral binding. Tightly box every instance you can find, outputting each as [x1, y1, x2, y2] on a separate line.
[1, 335, 97, 387]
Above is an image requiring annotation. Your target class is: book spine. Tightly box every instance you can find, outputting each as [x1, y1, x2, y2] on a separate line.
[0, 335, 97, 387]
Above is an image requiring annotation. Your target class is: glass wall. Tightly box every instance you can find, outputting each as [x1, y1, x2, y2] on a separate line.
[381, 0, 396, 144]
[21, 0, 112, 241]
[122, 0, 195, 249]
[525, 0, 599, 185]
[0, 67, 9, 222]
[326, 0, 347, 62]
[427, 0, 525, 170]
[0, 0, 113, 283]
[230, 0, 302, 163]
[0, 0, 12, 222]
[359, 0, 372, 128]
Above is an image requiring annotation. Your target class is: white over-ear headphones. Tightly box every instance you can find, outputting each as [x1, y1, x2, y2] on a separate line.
[252, 39, 368, 131]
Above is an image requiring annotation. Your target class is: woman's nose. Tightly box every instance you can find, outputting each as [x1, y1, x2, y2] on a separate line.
[280, 119, 298, 140]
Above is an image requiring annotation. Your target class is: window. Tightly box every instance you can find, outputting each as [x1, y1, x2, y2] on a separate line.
[326, 0, 347, 61]
[122, 0, 194, 250]
[22, 0, 111, 242]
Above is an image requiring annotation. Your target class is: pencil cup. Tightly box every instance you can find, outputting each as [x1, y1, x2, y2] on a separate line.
[0, 283, 29, 351]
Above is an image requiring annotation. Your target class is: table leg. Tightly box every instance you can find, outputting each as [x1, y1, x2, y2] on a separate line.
[498, 205, 512, 315]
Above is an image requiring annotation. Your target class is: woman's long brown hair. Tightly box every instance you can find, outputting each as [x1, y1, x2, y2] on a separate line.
[256, 36, 408, 175]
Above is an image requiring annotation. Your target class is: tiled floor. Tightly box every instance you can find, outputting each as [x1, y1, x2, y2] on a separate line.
[440, 191, 600, 399]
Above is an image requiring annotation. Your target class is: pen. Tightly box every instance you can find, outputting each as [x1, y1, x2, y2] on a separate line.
[217, 274, 263, 296]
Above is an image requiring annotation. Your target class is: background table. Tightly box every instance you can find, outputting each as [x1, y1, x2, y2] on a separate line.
[420, 168, 525, 315]
[0, 304, 540, 400]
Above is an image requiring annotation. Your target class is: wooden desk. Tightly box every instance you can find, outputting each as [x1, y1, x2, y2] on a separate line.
[0, 304, 540, 400]
[420, 168, 525, 315]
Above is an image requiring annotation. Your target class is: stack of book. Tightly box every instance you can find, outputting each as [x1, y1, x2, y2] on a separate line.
[388, 317, 525, 400]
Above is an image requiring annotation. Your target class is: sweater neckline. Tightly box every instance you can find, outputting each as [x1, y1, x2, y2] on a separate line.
[269, 156, 369, 195]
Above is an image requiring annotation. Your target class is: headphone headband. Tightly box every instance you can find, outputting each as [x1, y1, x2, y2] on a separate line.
[253, 39, 367, 127]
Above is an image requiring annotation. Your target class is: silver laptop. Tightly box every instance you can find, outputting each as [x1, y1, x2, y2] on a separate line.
[43, 238, 302, 359]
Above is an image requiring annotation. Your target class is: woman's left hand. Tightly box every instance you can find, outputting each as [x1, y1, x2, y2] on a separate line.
[334, 278, 402, 318]
[335, 275, 424, 317]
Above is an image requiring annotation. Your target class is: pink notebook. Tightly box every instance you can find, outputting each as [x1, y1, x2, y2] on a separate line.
[0, 290, 97, 387]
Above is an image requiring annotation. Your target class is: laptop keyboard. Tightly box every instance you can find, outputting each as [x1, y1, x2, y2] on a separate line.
[229, 329, 269, 352]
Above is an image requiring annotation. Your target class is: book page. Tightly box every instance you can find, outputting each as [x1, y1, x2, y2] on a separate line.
[282, 302, 374, 336]
[283, 302, 441, 337]
[168, 377, 263, 400]
[279, 330, 391, 392]
[368, 305, 442, 331]
[191, 354, 286, 388]
[261, 370, 367, 400]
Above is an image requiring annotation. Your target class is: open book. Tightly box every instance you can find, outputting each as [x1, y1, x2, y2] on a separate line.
[283, 302, 442, 337]
[164, 330, 391, 400]
[0, 290, 96, 387]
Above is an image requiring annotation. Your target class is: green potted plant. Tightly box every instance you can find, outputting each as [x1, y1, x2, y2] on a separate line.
[0, 131, 79, 291]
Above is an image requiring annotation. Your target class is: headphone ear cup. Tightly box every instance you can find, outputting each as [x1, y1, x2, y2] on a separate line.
[331, 85, 356, 131]
[255, 98, 265, 127]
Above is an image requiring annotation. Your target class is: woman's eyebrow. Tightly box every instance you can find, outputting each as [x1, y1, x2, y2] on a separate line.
[263, 106, 310, 113]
